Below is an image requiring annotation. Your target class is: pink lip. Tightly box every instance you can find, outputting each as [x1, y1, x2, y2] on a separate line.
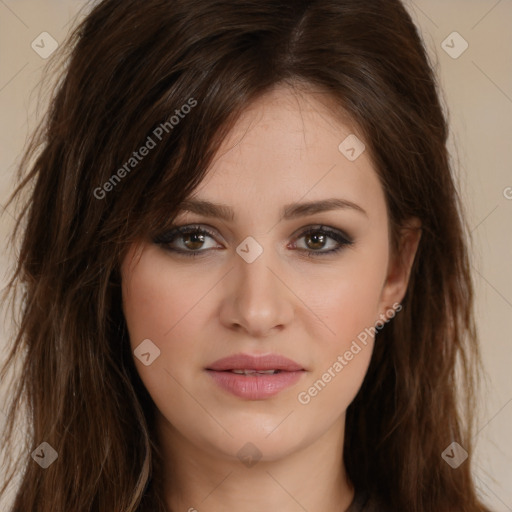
[205, 353, 306, 400]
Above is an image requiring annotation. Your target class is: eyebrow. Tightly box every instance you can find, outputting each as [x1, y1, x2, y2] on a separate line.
[177, 197, 368, 221]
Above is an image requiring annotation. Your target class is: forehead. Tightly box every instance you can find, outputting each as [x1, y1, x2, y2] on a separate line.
[186, 84, 386, 223]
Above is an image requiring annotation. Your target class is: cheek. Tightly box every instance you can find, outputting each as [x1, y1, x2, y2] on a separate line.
[120, 248, 209, 398]
[121, 247, 212, 348]
[319, 238, 389, 348]
[297, 235, 389, 411]
[121, 249, 241, 451]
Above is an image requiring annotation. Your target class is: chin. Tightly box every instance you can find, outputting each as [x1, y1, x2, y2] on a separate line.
[199, 423, 313, 463]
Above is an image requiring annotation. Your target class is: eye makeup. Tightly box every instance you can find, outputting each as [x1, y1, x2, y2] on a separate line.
[152, 223, 354, 259]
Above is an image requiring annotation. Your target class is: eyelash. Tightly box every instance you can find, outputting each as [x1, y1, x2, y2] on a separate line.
[153, 224, 354, 259]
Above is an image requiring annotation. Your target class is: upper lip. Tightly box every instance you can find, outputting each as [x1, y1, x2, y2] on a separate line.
[206, 353, 305, 372]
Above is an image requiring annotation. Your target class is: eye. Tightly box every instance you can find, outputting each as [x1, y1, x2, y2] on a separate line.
[291, 225, 354, 257]
[152, 224, 220, 257]
[152, 224, 354, 258]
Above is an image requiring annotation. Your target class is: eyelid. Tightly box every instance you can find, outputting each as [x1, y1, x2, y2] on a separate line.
[153, 223, 221, 245]
[290, 224, 353, 243]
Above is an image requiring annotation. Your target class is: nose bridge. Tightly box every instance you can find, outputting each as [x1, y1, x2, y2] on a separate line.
[237, 233, 281, 302]
[223, 233, 293, 335]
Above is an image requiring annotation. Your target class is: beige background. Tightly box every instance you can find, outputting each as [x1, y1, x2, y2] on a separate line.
[0, 0, 511, 509]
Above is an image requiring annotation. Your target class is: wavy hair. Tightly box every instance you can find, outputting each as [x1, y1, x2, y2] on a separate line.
[0, 0, 491, 510]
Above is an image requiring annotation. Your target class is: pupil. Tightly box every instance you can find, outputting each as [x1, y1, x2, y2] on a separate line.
[308, 233, 325, 250]
[185, 233, 204, 250]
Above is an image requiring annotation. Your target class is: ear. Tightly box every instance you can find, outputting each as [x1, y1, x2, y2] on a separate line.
[377, 217, 422, 317]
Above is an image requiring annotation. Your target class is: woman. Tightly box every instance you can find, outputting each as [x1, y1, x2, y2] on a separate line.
[0, 0, 492, 510]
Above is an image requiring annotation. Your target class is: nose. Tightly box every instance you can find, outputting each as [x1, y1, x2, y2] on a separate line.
[218, 239, 294, 338]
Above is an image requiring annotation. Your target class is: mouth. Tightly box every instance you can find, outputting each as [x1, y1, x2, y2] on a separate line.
[222, 369, 285, 375]
[205, 353, 306, 399]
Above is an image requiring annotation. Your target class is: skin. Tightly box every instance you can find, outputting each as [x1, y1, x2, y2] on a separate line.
[121, 84, 421, 512]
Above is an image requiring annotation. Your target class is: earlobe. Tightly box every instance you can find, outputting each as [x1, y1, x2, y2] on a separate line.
[379, 217, 422, 313]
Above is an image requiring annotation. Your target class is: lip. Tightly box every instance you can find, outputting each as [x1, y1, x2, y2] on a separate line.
[207, 353, 304, 372]
[205, 353, 306, 400]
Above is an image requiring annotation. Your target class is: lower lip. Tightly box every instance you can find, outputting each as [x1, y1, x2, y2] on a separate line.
[206, 370, 305, 400]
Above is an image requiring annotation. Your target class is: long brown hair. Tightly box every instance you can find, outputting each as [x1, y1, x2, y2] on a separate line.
[0, 0, 492, 510]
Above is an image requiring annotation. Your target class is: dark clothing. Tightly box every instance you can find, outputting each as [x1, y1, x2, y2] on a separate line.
[346, 490, 387, 512]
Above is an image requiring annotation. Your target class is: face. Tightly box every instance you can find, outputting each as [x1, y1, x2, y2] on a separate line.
[121, 84, 420, 465]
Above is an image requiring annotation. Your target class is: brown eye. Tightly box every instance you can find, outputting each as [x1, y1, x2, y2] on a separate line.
[153, 225, 220, 257]
[304, 231, 328, 251]
[181, 231, 207, 251]
[293, 225, 354, 257]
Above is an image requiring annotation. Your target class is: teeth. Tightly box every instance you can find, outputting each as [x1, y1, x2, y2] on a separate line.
[231, 369, 279, 375]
